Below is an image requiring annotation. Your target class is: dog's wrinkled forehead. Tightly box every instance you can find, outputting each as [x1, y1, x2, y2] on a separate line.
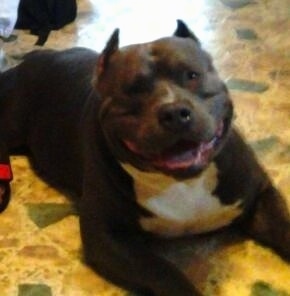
[120, 36, 208, 76]
[106, 38, 210, 96]
[150, 37, 208, 69]
[115, 44, 154, 79]
[160, 40, 214, 92]
[95, 20, 217, 97]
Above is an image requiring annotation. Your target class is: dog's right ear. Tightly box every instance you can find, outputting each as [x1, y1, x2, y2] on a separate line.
[96, 29, 120, 77]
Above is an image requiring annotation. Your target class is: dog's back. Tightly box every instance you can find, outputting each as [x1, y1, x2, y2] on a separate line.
[0, 47, 99, 197]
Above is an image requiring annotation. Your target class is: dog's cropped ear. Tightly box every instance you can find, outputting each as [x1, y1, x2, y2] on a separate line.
[174, 20, 200, 45]
[96, 28, 120, 77]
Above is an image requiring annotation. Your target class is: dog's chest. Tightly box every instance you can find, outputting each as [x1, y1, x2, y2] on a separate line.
[123, 164, 242, 237]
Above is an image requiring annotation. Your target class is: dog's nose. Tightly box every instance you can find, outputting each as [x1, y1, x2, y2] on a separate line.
[158, 103, 193, 132]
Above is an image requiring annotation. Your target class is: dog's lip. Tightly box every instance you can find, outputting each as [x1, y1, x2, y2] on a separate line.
[123, 121, 224, 171]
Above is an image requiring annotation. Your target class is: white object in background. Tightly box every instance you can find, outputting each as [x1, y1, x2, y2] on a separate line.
[0, 0, 21, 37]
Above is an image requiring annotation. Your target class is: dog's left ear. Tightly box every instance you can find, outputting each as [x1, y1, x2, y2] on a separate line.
[174, 20, 200, 45]
[96, 28, 120, 77]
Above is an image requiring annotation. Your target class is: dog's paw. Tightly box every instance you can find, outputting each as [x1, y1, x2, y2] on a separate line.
[0, 181, 11, 212]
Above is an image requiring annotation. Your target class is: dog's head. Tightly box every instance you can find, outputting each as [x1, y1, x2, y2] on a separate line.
[94, 20, 233, 178]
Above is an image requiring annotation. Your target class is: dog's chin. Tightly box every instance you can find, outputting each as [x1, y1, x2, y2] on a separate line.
[122, 120, 230, 178]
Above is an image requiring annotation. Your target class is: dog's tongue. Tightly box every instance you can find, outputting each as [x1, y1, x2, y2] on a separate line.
[124, 138, 216, 171]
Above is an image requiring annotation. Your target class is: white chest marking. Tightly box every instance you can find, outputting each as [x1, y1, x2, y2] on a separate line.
[122, 163, 242, 237]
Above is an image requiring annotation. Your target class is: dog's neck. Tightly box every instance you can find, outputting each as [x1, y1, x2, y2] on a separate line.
[121, 162, 242, 237]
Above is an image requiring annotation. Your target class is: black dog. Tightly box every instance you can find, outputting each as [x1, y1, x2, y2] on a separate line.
[0, 21, 289, 296]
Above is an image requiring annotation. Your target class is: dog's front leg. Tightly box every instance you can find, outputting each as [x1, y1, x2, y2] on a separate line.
[241, 182, 290, 260]
[79, 176, 201, 296]
[215, 130, 290, 261]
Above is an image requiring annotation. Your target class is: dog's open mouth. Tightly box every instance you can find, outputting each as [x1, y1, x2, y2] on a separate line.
[123, 121, 225, 172]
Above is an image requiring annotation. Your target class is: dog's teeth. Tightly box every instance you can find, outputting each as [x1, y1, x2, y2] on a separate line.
[195, 150, 202, 165]
[125, 133, 220, 171]
[216, 121, 224, 137]
[124, 140, 141, 154]
[171, 150, 194, 163]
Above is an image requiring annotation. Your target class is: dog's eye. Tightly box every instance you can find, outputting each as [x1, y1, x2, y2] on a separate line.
[186, 71, 200, 80]
[185, 71, 200, 91]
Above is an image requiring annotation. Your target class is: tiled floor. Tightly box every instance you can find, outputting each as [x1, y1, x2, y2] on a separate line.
[0, 0, 290, 295]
